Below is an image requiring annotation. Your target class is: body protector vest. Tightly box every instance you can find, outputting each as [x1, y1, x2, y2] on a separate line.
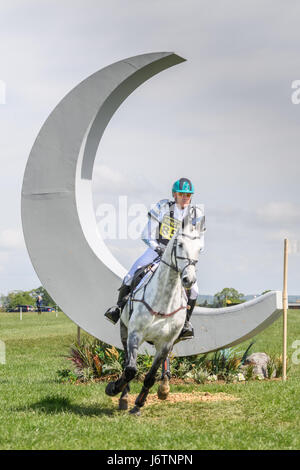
[142, 199, 206, 251]
[157, 202, 180, 246]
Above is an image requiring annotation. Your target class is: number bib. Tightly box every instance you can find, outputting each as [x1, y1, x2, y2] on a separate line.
[159, 215, 181, 241]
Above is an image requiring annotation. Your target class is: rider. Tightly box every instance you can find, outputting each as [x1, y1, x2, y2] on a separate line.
[104, 177, 205, 339]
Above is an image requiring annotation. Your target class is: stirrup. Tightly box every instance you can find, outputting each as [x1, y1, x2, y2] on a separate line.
[178, 321, 194, 339]
[104, 306, 121, 325]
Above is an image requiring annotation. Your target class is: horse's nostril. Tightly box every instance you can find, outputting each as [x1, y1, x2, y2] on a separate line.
[182, 276, 192, 286]
[182, 275, 196, 289]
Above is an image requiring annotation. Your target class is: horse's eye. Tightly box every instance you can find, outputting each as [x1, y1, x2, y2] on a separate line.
[178, 243, 183, 249]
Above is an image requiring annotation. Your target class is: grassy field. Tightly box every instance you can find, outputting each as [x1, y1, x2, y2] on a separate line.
[0, 309, 299, 450]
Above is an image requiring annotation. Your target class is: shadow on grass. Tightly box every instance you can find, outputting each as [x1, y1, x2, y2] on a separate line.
[17, 395, 115, 417]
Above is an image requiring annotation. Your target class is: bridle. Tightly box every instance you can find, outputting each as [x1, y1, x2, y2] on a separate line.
[160, 232, 199, 281]
[130, 230, 200, 318]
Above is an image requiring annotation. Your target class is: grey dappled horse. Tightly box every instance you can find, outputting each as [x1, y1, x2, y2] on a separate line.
[105, 220, 203, 415]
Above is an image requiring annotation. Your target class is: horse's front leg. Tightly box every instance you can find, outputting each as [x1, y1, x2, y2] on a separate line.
[130, 345, 171, 415]
[105, 328, 140, 398]
[118, 327, 142, 409]
[118, 321, 130, 410]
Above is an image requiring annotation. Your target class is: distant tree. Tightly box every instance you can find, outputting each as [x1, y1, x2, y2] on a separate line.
[214, 287, 245, 308]
[197, 299, 208, 307]
[261, 290, 271, 295]
[6, 290, 35, 309]
[0, 294, 7, 311]
[30, 286, 56, 307]
[4, 287, 57, 310]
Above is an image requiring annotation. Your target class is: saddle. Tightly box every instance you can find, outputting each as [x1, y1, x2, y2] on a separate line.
[129, 258, 160, 296]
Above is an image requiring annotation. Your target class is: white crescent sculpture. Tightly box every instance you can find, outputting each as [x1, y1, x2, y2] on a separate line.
[21, 52, 282, 356]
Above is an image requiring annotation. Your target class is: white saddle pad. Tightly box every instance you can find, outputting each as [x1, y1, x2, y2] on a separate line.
[132, 262, 160, 294]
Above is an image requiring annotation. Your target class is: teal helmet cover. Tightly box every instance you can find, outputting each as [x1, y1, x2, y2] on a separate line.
[172, 178, 194, 194]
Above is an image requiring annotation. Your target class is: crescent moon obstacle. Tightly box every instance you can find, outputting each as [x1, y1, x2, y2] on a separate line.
[21, 52, 283, 356]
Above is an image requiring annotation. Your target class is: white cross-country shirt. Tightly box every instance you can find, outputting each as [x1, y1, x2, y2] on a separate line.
[141, 199, 206, 252]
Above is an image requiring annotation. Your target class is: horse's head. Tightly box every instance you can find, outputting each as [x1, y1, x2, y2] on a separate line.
[163, 208, 205, 289]
[175, 224, 202, 288]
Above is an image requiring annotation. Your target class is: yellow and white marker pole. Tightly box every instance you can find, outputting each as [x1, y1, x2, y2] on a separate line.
[282, 238, 289, 382]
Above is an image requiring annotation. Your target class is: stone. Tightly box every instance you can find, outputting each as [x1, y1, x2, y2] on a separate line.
[243, 352, 275, 379]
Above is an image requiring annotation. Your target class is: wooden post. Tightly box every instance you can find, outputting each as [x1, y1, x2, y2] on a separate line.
[282, 238, 288, 381]
[77, 326, 81, 345]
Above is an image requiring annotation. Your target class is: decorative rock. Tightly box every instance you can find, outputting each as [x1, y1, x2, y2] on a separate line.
[244, 352, 275, 378]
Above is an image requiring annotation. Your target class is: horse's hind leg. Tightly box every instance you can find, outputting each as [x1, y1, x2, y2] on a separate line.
[130, 345, 171, 415]
[119, 384, 130, 410]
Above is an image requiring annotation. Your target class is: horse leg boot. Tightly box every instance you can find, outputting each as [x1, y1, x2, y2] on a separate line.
[106, 321, 136, 399]
[106, 336, 137, 397]
[105, 367, 135, 397]
[158, 356, 171, 400]
[178, 298, 196, 339]
[119, 321, 130, 410]
[104, 283, 131, 325]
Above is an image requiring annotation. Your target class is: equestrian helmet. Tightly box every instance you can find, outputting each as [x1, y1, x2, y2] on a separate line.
[172, 178, 194, 194]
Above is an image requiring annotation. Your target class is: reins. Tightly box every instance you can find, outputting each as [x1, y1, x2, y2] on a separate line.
[132, 298, 187, 318]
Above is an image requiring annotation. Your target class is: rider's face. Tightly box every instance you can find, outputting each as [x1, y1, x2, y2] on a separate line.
[174, 192, 192, 209]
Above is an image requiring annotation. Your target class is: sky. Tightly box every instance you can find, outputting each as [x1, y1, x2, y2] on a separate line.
[0, 0, 299, 297]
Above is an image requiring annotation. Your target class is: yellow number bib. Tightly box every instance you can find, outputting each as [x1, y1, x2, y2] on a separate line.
[159, 215, 181, 240]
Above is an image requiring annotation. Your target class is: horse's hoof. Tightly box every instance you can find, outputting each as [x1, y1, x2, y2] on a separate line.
[129, 405, 141, 416]
[105, 382, 117, 396]
[157, 388, 169, 400]
[157, 377, 170, 400]
[119, 397, 128, 410]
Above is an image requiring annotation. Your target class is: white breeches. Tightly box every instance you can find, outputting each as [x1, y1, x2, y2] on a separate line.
[123, 247, 199, 300]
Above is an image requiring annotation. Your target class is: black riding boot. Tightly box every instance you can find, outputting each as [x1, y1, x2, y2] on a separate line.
[104, 284, 131, 325]
[178, 298, 196, 339]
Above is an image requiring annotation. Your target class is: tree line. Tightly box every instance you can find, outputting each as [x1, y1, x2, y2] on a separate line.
[0, 287, 56, 310]
[1, 286, 271, 311]
[198, 287, 271, 308]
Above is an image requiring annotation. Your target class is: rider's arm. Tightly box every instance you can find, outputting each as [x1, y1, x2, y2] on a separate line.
[141, 199, 169, 251]
[141, 217, 160, 251]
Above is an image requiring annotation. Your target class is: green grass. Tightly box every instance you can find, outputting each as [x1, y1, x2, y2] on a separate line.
[0, 310, 300, 450]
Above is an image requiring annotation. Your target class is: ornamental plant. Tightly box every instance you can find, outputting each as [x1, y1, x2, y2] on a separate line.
[57, 336, 282, 384]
